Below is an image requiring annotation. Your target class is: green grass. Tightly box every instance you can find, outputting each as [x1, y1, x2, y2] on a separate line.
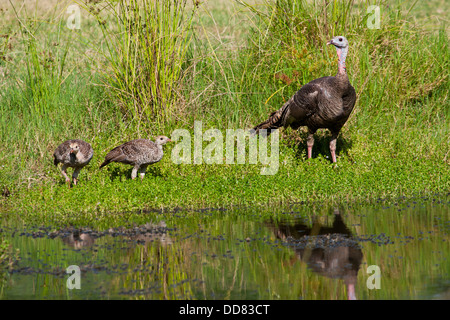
[0, 0, 449, 221]
[3, 143, 448, 228]
[77, 0, 196, 123]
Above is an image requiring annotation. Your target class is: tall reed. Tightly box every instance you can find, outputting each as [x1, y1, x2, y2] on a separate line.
[84, 0, 196, 125]
[7, 1, 72, 122]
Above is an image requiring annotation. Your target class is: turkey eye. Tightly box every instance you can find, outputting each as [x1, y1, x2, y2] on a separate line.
[339, 37, 343, 41]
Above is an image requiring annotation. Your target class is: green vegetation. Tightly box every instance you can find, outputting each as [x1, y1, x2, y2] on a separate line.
[80, 0, 196, 123]
[0, 238, 18, 286]
[0, 0, 448, 221]
[1, 200, 449, 299]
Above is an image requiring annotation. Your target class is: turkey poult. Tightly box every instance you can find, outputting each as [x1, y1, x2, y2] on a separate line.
[53, 140, 94, 186]
[252, 36, 356, 163]
[99, 136, 172, 180]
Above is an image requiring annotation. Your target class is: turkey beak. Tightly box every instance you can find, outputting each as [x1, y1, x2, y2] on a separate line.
[168, 139, 172, 142]
[327, 39, 333, 46]
[69, 149, 74, 154]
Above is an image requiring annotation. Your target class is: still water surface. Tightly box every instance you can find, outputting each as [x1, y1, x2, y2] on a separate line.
[0, 196, 448, 299]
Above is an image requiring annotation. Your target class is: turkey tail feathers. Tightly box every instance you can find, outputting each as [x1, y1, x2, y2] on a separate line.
[251, 99, 292, 136]
[251, 111, 280, 136]
[99, 160, 109, 169]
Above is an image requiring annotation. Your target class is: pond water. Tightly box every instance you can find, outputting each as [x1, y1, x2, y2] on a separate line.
[0, 195, 448, 300]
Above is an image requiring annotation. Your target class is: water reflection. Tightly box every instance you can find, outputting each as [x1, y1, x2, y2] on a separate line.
[48, 221, 185, 299]
[266, 209, 363, 300]
[61, 230, 95, 249]
[59, 221, 172, 249]
[125, 222, 173, 246]
[1, 195, 448, 299]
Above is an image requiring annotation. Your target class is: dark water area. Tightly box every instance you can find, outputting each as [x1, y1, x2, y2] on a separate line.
[0, 195, 449, 300]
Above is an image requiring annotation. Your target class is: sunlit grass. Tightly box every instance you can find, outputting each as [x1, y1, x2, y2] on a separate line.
[0, 0, 448, 216]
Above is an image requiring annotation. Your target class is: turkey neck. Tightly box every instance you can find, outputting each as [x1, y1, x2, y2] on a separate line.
[335, 46, 350, 86]
[336, 46, 348, 74]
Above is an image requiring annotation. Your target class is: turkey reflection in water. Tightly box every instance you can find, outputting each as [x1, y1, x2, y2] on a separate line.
[0, 196, 449, 299]
[59, 221, 172, 250]
[266, 210, 363, 300]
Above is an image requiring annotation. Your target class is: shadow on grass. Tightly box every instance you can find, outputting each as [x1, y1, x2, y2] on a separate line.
[283, 129, 353, 162]
[107, 165, 165, 182]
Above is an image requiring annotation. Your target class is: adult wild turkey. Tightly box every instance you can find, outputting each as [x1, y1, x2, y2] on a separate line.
[99, 136, 172, 180]
[252, 36, 356, 163]
[53, 139, 94, 186]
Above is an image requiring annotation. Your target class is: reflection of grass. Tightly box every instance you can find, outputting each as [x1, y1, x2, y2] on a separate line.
[0, 239, 12, 276]
[0, 223, 193, 299]
[354, 200, 450, 299]
[0, 237, 18, 289]
[0, 198, 448, 299]
[175, 200, 449, 299]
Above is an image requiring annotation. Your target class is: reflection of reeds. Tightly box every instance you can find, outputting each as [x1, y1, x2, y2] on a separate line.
[112, 228, 195, 300]
[355, 200, 450, 299]
[0, 200, 449, 299]
[182, 203, 449, 299]
[0, 238, 18, 280]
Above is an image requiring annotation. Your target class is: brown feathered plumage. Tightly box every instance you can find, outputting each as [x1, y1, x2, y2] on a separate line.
[252, 36, 356, 163]
[53, 139, 94, 186]
[100, 136, 172, 180]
